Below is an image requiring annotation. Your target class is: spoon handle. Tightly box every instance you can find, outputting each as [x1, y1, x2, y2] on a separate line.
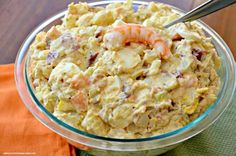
[164, 0, 236, 28]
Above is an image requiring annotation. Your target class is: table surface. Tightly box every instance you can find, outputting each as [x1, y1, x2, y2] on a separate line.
[0, 0, 236, 64]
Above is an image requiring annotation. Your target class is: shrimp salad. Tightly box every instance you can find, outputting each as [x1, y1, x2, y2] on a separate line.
[29, 0, 221, 138]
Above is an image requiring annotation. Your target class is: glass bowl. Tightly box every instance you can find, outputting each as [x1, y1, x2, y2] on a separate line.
[15, 1, 236, 156]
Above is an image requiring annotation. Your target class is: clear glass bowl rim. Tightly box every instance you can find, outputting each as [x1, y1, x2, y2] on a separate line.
[15, 0, 236, 150]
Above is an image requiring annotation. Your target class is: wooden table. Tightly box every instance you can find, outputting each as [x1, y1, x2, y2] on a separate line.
[0, 0, 235, 64]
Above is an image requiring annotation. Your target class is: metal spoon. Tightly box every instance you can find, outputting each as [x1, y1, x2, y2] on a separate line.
[164, 0, 236, 28]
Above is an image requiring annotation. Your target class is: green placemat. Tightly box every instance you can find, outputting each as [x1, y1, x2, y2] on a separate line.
[79, 96, 236, 156]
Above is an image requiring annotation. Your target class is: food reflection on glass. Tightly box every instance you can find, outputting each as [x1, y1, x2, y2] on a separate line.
[28, 0, 221, 139]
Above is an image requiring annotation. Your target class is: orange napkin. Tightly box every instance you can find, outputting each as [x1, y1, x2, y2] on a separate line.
[0, 64, 76, 156]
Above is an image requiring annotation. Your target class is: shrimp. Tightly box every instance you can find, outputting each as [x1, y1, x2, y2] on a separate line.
[71, 75, 90, 89]
[104, 24, 171, 59]
[71, 90, 88, 111]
